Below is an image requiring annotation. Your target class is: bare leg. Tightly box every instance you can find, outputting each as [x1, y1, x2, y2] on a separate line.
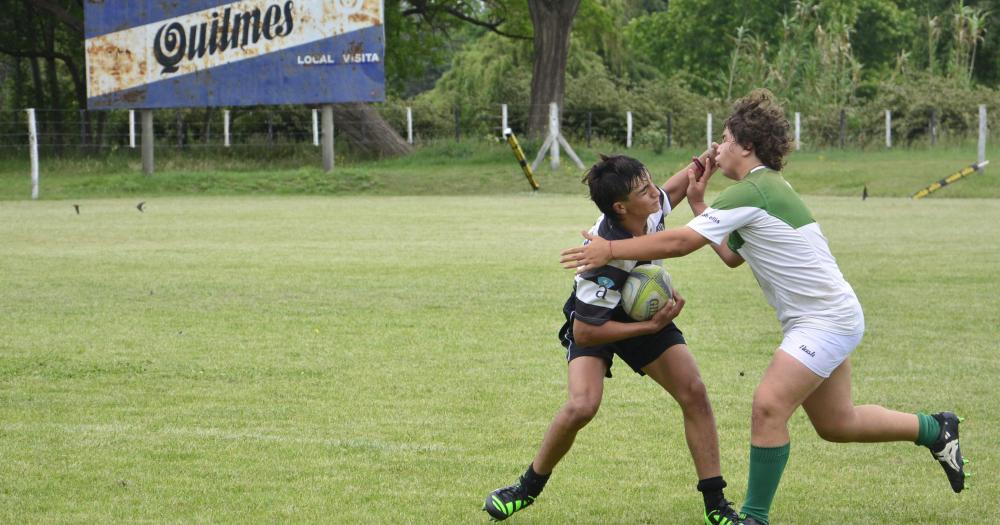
[642, 344, 721, 479]
[751, 350, 825, 446]
[532, 356, 606, 474]
[802, 358, 919, 443]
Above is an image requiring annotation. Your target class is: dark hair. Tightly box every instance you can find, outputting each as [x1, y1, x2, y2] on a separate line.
[581, 154, 650, 218]
[725, 89, 791, 171]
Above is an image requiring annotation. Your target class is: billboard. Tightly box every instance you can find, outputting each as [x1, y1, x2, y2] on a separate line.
[85, 0, 385, 109]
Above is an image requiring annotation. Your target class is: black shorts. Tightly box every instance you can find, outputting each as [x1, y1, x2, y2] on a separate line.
[558, 319, 686, 378]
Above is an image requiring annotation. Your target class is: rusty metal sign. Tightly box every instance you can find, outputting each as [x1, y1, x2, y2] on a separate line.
[85, 0, 385, 109]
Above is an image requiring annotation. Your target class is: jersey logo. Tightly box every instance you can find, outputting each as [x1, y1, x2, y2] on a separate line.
[597, 276, 615, 289]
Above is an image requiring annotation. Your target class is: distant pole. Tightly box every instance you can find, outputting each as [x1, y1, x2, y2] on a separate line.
[885, 110, 892, 148]
[322, 104, 334, 172]
[501, 104, 508, 136]
[667, 113, 672, 149]
[978, 104, 987, 167]
[27, 108, 39, 199]
[550, 102, 560, 169]
[930, 109, 938, 146]
[839, 109, 846, 148]
[626, 111, 633, 148]
[794, 112, 802, 148]
[129, 110, 136, 148]
[311, 109, 319, 146]
[79, 109, 86, 147]
[406, 107, 413, 144]
[141, 109, 154, 176]
[224, 109, 231, 147]
[707, 113, 713, 150]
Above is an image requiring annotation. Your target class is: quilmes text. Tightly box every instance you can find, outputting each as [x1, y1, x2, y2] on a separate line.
[153, 1, 295, 74]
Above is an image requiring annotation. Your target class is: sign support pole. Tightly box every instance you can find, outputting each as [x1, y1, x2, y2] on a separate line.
[141, 110, 154, 176]
[322, 104, 334, 172]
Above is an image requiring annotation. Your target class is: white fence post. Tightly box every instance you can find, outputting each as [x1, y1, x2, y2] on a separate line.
[501, 104, 508, 137]
[312, 109, 319, 147]
[129, 110, 136, 148]
[794, 112, 801, 150]
[406, 107, 413, 144]
[626, 111, 633, 148]
[885, 110, 892, 148]
[27, 108, 39, 200]
[224, 109, 231, 147]
[979, 105, 987, 166]
[549, 102, 560, 170]
[707, 113, 713, 150]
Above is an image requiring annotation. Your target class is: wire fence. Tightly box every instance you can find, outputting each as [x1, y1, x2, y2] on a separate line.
[0, 102, 994, 159]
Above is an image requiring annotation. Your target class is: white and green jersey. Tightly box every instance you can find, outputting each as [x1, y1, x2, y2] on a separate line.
[687, 167, 864, 335]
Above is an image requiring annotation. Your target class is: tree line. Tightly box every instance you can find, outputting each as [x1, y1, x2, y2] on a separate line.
[2, 0, 999, 154]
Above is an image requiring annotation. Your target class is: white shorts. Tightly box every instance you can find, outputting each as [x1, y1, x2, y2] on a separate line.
[779, 327, 863, 378]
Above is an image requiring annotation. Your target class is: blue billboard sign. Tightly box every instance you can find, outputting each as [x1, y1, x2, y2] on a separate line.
[85, 0, 385, 109]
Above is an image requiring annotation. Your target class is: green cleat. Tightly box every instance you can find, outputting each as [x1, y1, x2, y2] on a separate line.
[738, 513, 766, 525]
[482, 479, 536, 521]
[704, 500, 741, 525]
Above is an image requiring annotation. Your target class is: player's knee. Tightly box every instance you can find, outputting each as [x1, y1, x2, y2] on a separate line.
[674, 377, 710, 412]
[564, 397, 600, 427]
[812, 414, 855, 443]
[751, 390, 789, 426]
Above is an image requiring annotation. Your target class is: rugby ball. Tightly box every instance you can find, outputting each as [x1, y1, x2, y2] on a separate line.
[620, 264, 674, 321]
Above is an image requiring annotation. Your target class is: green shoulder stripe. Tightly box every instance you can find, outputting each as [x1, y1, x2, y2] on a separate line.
[712, 170, 815, 229]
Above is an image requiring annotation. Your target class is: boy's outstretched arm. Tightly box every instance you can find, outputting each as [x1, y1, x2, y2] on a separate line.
[560, 227, 710, 273]
[572, 290, 685, 347]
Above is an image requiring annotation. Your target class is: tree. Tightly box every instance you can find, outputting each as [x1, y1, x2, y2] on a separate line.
[526, 0, 582, 135]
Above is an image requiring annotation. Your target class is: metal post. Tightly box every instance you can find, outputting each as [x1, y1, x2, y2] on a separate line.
[224, 109, 231, 147]
[930, 109, 938, 146]
[322, 104, 334, 171]
[586, 112, 592, 148]
[667, 113, 672, 149]
[141, 109, 154, 176]
[549, 102, 560, 170]
[885, 110, 892, 148]
[27, 108, 39, 199]
[79, 109, 86, 148]
[311, 109, 318, 146]
[129, 110, 136, 148]
[978, 104, 987, 167]
[267, 116, 274, 148]
[406, 107, 413, 145]
[626, 111, 633, 148]
[707, 113, 713, 150]
[839, 109, 846, 148]
[501, 104, 508, 136]
[794, 112, 801, 151]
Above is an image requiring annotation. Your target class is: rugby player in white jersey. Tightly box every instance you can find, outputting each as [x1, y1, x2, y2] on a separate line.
[559, 90, 968, 525]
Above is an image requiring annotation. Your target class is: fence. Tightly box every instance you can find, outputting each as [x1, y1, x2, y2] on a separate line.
[1, 102, 994, 153]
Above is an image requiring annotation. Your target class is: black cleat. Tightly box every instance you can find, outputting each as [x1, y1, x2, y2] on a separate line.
[482, 479, 535, 521]
[928, 411, 968, 493]
[704, 499, 741, 525]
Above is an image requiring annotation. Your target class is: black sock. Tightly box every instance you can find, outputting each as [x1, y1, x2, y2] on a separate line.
[697, 476, 728, 511]
[521, 464, 550, 497]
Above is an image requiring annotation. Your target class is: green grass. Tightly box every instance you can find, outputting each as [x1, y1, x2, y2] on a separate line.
[1, 194, 996, 523]
[1, 140, 997, 199]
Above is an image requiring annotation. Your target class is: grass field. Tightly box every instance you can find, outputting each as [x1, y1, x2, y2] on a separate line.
[1, 193, 997, 523]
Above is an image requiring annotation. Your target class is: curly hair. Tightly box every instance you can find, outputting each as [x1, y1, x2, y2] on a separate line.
[581, 154, 651, 218]
[725, 89, 791, 171]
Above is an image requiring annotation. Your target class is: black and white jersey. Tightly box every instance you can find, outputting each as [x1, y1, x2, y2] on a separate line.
[563, 187, 670, 326]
